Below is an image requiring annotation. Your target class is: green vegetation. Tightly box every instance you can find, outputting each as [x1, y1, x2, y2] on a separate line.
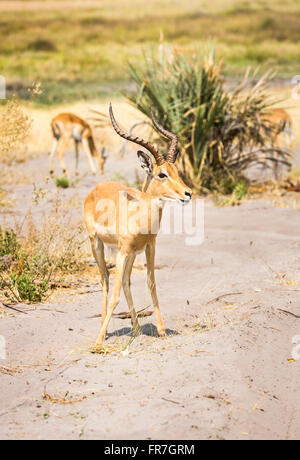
[127, 46, 290, 192]
[0, 192, 86, 303]
[1, 0, 300, 105]
[55, 177, 80, 188]
[55, 177, 71, 189]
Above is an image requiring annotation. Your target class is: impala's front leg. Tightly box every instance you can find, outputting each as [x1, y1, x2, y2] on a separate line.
[57, 136, 70, 178]
[123, 254, 141, 335]
[146, 241, 166, 337]
[49, 138, 58, 177]
[74, 140, 80, 176]
[96, 252, 127, 346]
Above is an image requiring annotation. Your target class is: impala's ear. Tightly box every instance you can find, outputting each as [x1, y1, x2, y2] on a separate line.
[137, 150, 153, 175]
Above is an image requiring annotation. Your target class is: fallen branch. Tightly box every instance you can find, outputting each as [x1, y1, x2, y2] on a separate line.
[162, 397, 181, 405]
[1, 302, 28, 314]
[278, 309, 300, 319]
[207, 292, 242, 304]
[88, 305, 153, 320]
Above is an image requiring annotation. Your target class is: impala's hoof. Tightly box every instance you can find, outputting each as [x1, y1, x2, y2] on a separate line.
[158, 329, 166, 337]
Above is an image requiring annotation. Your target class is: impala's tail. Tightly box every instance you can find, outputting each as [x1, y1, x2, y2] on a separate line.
[51, 121, 61, 140]
[87, 135, 97, 157]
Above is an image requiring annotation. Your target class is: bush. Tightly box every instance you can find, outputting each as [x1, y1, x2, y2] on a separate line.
[27, 39, 57, 52]
[0, 99, 32, 164]
[126, 46, 291, 192]
[55, 177, 71, 189]
[0, 228, 20, 258]
[0, 192, 87, 303]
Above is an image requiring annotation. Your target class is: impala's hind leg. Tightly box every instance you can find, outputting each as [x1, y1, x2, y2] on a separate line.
[74, 140, 80, 176]
[82, 137, 97, 175]
[90, 235, 109, 327]
[122, 254, 141, 335]
[96, 252, 127, 346]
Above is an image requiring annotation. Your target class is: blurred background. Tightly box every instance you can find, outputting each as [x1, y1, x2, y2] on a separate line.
[1, 0, 299, 104]
[0, 0, 299, 183]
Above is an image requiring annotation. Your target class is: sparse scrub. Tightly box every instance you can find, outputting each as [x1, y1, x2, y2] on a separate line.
[127, 46, 291, 192]
[0, 191, 87, 303]
[55, 177, 71, 189]
[0, 99, 32, 164]
[55, 177, 80, 189]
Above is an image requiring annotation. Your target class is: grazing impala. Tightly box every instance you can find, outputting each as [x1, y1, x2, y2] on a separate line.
[49, 113, 107, 178]
[84, 104, 192, 346]
[262, 108, 294, 149]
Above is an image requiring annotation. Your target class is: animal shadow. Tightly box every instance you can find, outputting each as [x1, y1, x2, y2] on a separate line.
[107, 322, 179, 339]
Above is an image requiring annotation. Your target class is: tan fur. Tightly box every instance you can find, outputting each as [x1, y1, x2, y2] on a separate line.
[49, 113, 106, 177]
[84, 162, 192, 346]
[262, 108, 294, 149]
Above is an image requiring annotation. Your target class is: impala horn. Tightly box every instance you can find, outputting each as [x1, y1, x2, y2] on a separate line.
[109, 103, 165, 166]
[150, 107, 178, 163]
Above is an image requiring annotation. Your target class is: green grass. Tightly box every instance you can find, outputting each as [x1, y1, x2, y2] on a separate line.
[1, 0, 300, 105]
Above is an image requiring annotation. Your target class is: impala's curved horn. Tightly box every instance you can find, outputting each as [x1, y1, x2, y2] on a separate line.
[150, 107, 178, 163]
[109, 103, 165, 166]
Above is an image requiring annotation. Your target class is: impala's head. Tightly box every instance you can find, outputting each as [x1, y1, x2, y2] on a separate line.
[109, 104, 192, 205]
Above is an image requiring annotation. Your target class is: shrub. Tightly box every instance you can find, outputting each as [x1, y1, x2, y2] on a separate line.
[27, 39, 57, 52]
[0, 192, 87, 303]
[126, 46, 291, 192]
[0, 99, 32, 164]
[0, 228, 20, 258]
[55, 177, 71, 189]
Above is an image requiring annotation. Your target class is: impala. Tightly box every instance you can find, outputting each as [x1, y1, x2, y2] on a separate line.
[262, 108, 294, 149]
[84, 104, 192, 346]
[49, 113, 107, 178]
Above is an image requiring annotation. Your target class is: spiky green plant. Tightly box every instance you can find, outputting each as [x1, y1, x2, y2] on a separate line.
[126, 46, 291, 192]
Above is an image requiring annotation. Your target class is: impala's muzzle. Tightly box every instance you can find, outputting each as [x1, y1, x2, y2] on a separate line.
[179, 190, 192, 205]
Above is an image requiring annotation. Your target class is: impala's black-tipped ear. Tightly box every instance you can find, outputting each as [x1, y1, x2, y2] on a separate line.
[137, 150, 153, 175]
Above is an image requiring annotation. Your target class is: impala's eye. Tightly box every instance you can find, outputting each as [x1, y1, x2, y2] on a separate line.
[158, 172, 168, 179]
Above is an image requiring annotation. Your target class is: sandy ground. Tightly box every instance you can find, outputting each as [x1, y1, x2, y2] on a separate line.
[0, 126, 300, 440]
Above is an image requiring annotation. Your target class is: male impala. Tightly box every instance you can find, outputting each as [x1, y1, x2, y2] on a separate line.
[84, 104, 192, 347]
[49, 113, 107, 178]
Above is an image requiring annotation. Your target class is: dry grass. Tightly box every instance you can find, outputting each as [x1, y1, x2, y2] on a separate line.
[0, 188, 89, 303]
[0, 188, 13, 209]
[41, 389, 87, 405]
[0, 100, 32, 164]
[0, 365, 21, 375]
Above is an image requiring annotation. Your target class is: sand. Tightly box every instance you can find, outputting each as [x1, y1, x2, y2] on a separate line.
[0, 131, 300, 440]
